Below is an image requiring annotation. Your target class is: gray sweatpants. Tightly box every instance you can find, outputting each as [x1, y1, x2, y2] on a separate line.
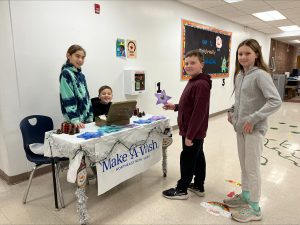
[236, 130, 264, 202]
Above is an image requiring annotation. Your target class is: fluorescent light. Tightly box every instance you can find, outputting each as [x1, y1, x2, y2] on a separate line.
[252, 10, 286, 21]
[224, 0, 243, 3]
[278, 25, 300, 32]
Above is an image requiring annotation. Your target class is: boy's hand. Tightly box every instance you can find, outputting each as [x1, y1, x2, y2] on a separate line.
[243, 122, 253, 134]
[163, 103, 175, 110]
[185, 138, 193, 146]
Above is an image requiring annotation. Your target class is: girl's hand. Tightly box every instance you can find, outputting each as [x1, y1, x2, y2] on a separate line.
[163, 103, 175, 110]
[243, 122, 253, 134]
[76, 122, 85, 129]
[185, 138, 193, 146]
[227, 112, 233, 124]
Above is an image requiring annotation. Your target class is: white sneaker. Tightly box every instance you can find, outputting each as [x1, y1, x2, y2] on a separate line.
[231, 206, 262, 223]
[188, 183, 205, 197]
[223, 194, 248, 208]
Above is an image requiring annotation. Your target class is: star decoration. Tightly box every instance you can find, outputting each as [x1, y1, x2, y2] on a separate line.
[155, 90, 171, 105]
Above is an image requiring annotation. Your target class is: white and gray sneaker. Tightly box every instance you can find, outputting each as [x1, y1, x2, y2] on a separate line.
[231, 206, 262, 222]
[223, 194, 248, 208]
[188, 183, 205, 197]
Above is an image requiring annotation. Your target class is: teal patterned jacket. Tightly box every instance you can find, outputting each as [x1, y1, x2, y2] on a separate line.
[59, 63, 93, 124]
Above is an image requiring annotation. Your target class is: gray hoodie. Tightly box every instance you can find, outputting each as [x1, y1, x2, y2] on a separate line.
[230, 67, 282, 133]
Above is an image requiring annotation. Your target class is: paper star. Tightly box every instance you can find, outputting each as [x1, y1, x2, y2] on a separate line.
[155, 90, 171, 105]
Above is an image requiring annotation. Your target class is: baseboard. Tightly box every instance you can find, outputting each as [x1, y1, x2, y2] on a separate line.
[209, 109, 228, 117]
[0, 165, 52, 185]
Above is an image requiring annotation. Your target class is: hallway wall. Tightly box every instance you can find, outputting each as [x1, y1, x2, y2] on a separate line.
[269, 39, 297, 74]
[0, 0, 270, 177]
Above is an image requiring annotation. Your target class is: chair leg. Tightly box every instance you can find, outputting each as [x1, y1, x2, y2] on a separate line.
[51, 161, 59, 209]
[55, 162, 65, 208]
[23, 165, 37, 204]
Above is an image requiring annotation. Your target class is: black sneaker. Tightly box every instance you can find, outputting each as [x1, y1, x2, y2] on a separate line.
[162, 187, 189, 200]
[188, 183, 205, 197]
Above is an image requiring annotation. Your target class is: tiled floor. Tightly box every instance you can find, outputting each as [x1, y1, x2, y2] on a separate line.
[1, 102, 300, 224]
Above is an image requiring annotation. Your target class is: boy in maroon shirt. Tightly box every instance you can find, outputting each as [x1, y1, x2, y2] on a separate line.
[162, 49, 211, 200]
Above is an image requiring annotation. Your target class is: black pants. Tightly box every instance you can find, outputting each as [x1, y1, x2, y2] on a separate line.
[177, 136, 206, 192]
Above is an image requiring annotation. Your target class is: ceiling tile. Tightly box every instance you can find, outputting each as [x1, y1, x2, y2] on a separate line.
[192, 0, 226, 9]
[233, 3, 273, 14]
[232, 0, 270, 9]
[228, 15, 263, 24]
[213, 11, 246, 18]
[244, 21, 271, 29]
[178, 0, 226, 9]
[205, 4, 241, 14]
[265, 0, 300, 10]
[257, 27, 282, 34]
[266, 19, 294, 27]
[290, 18, 300, 24]
[177, 0, 300, 46]
[280, 8, 300, 15]
[284, 13, 300, 20]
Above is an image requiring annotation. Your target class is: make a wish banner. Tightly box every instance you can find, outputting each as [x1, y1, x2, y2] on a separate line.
[95, 122, 165, 195]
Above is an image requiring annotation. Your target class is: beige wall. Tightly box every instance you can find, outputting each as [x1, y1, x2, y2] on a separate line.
[0, 0, 271, 177]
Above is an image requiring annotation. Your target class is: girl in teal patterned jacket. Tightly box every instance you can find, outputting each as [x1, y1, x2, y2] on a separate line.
[59, 45, 93, 128]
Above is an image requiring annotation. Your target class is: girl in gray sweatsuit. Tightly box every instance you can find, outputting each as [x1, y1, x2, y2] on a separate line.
[224, 39, 282, 223]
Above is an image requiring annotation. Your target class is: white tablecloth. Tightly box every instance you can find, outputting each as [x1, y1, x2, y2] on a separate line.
[44, 115, 171, 195]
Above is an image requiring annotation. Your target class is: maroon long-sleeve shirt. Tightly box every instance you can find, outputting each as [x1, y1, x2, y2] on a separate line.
[175, 73, 211, 140]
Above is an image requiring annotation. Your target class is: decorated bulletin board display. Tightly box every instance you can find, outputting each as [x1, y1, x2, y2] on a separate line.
[181, 19, 232, 80]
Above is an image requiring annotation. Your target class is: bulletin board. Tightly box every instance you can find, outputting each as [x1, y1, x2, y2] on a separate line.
[181, 19, 232, 80]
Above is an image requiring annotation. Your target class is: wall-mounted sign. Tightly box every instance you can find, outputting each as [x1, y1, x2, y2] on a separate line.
[126, 39, 137, 59]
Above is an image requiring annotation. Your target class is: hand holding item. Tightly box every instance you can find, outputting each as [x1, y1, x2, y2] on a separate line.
[76, 122, 86, 129]
[163, 103, 175, 110]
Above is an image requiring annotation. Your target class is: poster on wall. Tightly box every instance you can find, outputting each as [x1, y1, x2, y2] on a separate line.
[181, 19, 232, 80]
[116, 38, 126, 57]
[126, 39, 137, 58]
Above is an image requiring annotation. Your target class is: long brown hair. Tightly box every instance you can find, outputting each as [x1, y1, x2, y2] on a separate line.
[66, 44, 86, 63]
[234, 39, 270, 87]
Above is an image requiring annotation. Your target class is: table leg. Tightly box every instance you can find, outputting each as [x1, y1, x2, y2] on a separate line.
[162, 136, 173, 177]
[162, 146, 167, 177]
[55, 162, 65, 208]
[51, 161, 59, 209]
[75, 156, 89, 225]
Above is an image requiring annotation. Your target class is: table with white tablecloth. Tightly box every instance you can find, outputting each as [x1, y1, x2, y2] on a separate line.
[44, 115, 172, 224]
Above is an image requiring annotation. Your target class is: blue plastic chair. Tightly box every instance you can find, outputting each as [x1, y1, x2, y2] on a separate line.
[19, 115, 66, 209]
